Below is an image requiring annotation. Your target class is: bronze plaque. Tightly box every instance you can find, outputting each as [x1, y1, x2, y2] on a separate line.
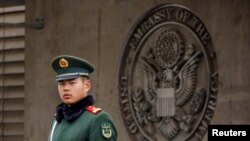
[118, 4, 219, 141]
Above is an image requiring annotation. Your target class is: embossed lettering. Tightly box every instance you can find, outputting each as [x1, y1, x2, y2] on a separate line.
[129, 35, 141, 50]
[121, 96, 129, 104]
[122, 103, 130, 112]
[153, 10, 167, 23]
[208, 100, 216, 111]
[204, 109, 213, 121]
[191, 17, 211, 46]
[129, 122, 138, 134]
[165, 7, 174, 20]
[176, 9, 191, 23]
[201, 32, 210, 46]
[211, 72, 219, 93]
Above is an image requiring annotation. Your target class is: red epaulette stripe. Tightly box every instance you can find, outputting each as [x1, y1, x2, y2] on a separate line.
[86, 105, 102, 114]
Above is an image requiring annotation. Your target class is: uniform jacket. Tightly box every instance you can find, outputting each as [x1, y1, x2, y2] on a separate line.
[48, 95, 117, 141]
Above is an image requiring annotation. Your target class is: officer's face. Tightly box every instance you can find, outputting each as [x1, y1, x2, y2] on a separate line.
[57, 77, 91, 105]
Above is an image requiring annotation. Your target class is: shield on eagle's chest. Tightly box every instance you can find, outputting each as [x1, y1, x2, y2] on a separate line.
[156, 88, 175, 117]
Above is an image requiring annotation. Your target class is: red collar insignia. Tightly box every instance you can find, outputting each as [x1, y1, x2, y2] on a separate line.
[86, 105, 102, 114]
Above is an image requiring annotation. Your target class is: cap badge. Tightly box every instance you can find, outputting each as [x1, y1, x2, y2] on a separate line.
[59, 58, 69, 68]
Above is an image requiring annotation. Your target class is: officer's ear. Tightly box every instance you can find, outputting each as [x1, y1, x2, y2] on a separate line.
[81, 76, 91, 91]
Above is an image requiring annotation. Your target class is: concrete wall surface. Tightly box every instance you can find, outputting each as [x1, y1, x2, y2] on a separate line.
[25, 0, 250, 141]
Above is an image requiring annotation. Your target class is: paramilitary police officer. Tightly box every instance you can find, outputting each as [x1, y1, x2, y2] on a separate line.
[48, 55, 117, 141]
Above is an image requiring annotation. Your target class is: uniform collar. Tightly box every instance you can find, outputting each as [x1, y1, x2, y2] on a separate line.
[55, 95, 95, 122]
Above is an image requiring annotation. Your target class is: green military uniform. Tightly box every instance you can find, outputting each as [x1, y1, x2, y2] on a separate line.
[49, 106, 117, 141]
[49, 55, 117, 141]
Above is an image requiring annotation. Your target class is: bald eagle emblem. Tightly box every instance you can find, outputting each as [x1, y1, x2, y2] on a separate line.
[132, 29, 205, 140]
[118, 4, 219, 141]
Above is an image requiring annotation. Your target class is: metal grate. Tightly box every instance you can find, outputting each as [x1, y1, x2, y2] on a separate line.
[0, 5, 25, 141]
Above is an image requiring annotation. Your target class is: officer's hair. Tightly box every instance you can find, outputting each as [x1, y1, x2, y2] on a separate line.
[80, 76, 90, 82]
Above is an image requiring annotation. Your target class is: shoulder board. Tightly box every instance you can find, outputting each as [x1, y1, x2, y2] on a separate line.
[86, 105, 102, 114]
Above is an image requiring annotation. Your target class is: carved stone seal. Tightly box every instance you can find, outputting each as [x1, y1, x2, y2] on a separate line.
[118, 4, 218, 141]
